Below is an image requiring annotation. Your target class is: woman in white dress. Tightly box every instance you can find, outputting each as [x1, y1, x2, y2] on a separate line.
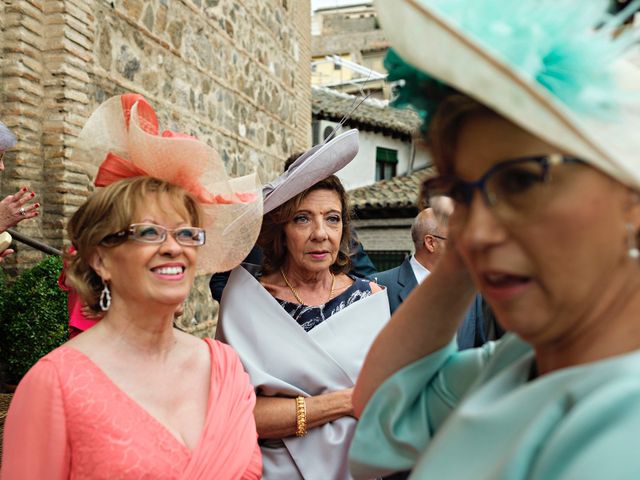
[217, 130, 391, 480]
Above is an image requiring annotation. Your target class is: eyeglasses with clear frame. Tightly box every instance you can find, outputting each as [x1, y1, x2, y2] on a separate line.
[423, 154, 586, 223]
[101, 223, 206, 247]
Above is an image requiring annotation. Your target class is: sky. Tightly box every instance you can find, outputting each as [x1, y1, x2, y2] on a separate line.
[311, 0, 368, 12]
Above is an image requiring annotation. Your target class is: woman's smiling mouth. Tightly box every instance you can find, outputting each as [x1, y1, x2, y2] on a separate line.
[151, 264, 186, 279]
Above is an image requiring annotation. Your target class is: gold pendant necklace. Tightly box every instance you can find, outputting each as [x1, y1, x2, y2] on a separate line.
[280, 268, 335, 305]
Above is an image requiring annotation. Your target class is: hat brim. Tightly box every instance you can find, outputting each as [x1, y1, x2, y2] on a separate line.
[0, 122, 17, 151]
[376, 0, 640, 187]
[262, 129, 359, 214]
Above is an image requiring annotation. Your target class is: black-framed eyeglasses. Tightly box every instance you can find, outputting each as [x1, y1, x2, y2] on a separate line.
[430, 234, 448, 241]
[101, 223, 206, 247]
[423, 154, 585, 221]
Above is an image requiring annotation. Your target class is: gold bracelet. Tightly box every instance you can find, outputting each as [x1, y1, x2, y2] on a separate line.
[295, 396, 307, 437]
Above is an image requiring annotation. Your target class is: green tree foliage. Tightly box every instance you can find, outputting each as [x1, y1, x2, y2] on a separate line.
[0, 256, 68, 384]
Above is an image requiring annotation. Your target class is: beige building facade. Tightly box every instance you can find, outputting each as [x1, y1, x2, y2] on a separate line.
[311, 2, 389, 99]
[0, 0, 311, 333]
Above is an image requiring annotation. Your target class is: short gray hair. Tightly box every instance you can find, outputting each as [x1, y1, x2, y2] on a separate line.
[429, 196, 453, 226]
[411, 208, 442, 250]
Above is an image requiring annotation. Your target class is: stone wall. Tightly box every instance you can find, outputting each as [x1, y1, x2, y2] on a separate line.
[0, 0, 311, 335]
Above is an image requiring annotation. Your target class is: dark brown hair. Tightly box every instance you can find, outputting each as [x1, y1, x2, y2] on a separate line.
[258, 175, 352, 275]
[284, 151, 306, 171]
[66, 177, 202, 312]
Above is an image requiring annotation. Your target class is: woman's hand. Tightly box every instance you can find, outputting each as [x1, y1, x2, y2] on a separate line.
[0, 248, 14, 263]
[255, 387, 355, 439]
[352, 228, 477, 417]
[436, 228, 474, 285]
[0, 187, 39, 231]
[323, 387, 355, 418]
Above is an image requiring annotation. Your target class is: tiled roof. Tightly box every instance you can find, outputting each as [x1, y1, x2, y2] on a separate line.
[349, 167, 435, 211]
[312, 86, 421, 138]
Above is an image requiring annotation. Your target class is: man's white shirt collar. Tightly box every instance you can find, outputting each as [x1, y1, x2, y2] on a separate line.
[409, 255, 431, 284]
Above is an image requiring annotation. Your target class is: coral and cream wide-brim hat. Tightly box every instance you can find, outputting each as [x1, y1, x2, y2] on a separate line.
[376, 0, 640, 187]
[71, 94, 263, 274]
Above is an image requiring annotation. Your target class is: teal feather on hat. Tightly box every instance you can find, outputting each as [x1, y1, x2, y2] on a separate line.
[386, 0, 640, 130]
[384, 49, 455, 134]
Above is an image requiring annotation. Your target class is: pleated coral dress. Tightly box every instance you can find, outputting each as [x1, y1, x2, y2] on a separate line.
[1, 338, 261, 479]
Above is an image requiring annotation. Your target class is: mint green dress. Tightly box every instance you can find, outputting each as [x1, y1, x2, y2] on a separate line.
[348, 333, 640, 479]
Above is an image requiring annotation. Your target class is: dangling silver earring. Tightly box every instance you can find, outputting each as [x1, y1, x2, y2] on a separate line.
[99, 282, 111, 311]
[627, 224, 639, 260]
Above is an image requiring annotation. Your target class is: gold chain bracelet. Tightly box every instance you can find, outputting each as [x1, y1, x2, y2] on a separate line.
[295, 396, 307, 437]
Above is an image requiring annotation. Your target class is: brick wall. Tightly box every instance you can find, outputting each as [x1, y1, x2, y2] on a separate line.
[312, 30, 387, 57]
[0, 0, 312, 334]
[292, 0, 311, 149]
[353, 217, 414, 252]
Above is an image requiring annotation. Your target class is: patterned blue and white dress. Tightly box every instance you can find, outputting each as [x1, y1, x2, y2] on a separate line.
[276, 276, 373, 332]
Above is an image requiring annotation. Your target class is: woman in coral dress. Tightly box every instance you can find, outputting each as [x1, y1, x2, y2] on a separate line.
[1, 94, 263, 479]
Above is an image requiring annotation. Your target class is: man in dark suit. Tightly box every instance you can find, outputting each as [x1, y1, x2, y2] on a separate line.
[371, 205, 501, 350]
[372, 208, 446, 314]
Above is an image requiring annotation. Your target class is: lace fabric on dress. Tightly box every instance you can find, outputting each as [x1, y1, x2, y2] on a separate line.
[1, 339, 261, 480]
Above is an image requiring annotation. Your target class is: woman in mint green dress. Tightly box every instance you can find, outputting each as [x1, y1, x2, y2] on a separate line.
[349, 1, 640, 479]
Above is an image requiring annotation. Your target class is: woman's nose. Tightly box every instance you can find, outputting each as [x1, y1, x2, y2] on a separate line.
[158, 232, 184, 255]
[456, 191, 506, 253]
[310, 221, 329, 240]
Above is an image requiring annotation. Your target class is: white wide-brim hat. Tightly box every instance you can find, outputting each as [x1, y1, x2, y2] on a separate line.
[262, 129, 359, 214]
[0, 122, 16, 151]
[376, 0, 640, 188]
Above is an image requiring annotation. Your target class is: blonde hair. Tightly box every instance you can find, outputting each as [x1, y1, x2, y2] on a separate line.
[66, 177, 202, 312]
